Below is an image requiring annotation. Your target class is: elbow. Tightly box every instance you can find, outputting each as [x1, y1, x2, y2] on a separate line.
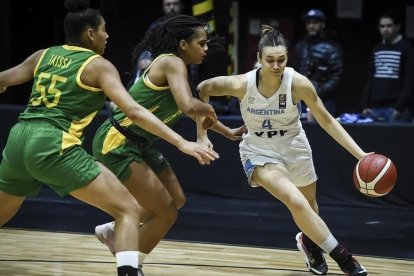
[180, 100, 213, 117]
[180, 104, 199, 117]
[123, 105, 145, 123]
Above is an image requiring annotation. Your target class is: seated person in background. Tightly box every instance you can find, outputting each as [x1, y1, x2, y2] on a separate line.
[362, 11, 414, 123]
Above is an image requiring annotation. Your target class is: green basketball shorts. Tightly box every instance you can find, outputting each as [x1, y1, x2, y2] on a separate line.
[0, 120, 101, 197]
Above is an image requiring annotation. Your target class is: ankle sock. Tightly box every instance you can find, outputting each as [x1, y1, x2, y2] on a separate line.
[116, 251, 139, 268]
[318, 233, 338, 254]
[139, 252, 148, 266]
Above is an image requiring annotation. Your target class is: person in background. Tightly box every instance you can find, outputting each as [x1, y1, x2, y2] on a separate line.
[131, 0, 185, 84]
[0, 1, 218, 276]
[196, 25, 369, 276]
[362, 11, 414, 123]
[293, 8, 343, 120]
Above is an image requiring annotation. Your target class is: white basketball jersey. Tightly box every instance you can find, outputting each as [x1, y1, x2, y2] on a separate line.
[240, 67, 302, 145]
[239, 67, 317, 187]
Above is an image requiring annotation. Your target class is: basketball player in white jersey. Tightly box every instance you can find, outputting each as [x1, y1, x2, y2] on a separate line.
[196, 25, 369, 276]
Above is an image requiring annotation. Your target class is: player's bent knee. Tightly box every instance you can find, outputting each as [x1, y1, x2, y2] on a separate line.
[175, 194, 186, 209]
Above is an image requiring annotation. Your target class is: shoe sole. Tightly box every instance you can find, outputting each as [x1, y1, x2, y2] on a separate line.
[346, 265, 367, 276]
[296, 233, 327, 275]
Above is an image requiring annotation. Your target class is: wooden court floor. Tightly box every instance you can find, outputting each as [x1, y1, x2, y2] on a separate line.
[0, 228, 413, 275]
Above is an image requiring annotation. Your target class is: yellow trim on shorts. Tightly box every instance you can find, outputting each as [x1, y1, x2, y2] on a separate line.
[102, 126, 127, 155]
[101, 116, 133, 155]
[61, 111, 98, 153]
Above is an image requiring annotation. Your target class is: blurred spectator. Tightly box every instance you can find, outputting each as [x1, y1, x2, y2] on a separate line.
[131, 0, 185, 85]
[362, 12, 414, 123]
[293, 9, 343, 120]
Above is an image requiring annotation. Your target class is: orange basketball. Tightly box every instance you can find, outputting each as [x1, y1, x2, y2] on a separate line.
[353, 154, 397, 197]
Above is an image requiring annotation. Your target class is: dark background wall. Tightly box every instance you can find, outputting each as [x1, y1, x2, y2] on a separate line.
[0, 0, 413, 113]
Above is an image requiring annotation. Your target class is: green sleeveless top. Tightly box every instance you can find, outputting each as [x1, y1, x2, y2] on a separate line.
[19, 45, 106, 150]
[111, 53, 183, 142]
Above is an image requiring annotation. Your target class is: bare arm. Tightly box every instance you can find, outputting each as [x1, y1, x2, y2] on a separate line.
[162, 56, 216, 118]
[292, 72, 367, 160]
[0, 50, 44, 92]
[196, 74, 247, 145]
[197, 74, 247, 99]
[87, 58, 219, 164]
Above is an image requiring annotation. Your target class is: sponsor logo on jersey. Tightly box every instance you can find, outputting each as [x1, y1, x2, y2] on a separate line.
[254, 129, 288, 138]
[248, 97, 255, 104]
[247, 107, 285, 115]
[279, 94, 286, 109]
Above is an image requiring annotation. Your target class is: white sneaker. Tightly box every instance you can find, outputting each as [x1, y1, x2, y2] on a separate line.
[95, 222, 116, 255]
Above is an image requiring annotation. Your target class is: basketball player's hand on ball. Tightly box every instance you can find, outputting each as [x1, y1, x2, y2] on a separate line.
[359, 152, 375, 160]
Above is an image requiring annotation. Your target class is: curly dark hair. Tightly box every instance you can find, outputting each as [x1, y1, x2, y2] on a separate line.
[131, 14, 225, 67]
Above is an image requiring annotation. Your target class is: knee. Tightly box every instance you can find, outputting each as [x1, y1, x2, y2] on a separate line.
[163, 202, 178, 226]
[119, 199, 142, 222]
[175, 193, 186, 210]
[284, 195, 309, 214]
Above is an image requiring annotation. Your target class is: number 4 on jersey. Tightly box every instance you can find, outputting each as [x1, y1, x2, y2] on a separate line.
[262, 119, 273, 129]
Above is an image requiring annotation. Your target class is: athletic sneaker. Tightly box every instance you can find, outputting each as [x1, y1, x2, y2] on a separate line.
[296, 232, 328, 275]
[95, 222, 116, 256]
[339, 256, 367, 276]
[138, 265, 145, 276]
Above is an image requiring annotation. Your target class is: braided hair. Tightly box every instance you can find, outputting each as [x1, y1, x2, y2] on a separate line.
[131, 14, 225, 67]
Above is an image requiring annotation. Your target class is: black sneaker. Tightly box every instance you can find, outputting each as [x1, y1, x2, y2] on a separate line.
[339, 256, 367, 276]
[296, 232, 328, 275]
[138, 265, 145, 276]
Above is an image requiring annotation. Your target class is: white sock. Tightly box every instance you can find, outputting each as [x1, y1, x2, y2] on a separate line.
[116, 251, 139, 268]
[318, 233, 339, 254]
[139, 252, 148, 265]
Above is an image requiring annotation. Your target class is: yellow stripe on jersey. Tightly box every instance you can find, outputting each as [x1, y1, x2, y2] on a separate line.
[144, 75, 168, 91]
[142, 53, 173, 91]
[63, 45, 94, 52]
[33, 49, 49, 77]
[76, 55, 103, 92]
[118, 105, 159, 127]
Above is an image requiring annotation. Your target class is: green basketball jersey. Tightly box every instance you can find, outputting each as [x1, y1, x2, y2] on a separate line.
[19, 45, 106, 151]
[112, 53, 183, 142]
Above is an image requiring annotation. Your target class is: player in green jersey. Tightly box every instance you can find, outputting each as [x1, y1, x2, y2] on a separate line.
[92, 14, 246, 274]
[0, 1, 218, 275]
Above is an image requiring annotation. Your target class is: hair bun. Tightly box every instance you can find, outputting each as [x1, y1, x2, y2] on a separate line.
[64, 0, 91, 12]
[260, 24, 274, 36]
